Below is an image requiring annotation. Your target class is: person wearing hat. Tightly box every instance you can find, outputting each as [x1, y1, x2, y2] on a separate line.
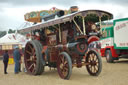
[13, 46, 21, 74]
[3, 50, 9, 74]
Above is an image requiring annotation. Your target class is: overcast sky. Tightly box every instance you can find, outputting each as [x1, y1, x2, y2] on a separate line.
[0, 0, 128, 31]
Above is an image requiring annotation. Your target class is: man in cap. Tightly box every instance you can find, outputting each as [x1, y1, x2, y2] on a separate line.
[13, 46, 21, 74]
[3, 50, 9, 74]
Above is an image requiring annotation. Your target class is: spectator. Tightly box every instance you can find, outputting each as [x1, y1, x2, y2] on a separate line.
[13, 46, 21, 74]
[3, 50, 9, 74]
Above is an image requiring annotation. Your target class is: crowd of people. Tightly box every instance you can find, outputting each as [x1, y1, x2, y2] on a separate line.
[3, 46, 22, 74]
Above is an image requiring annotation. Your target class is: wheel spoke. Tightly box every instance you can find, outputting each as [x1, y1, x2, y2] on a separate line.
[64, 67, 68, 72]
[89, 64, 92, 70]
[88, 64, 91, 68]
[94, 66, 98, 72]
[60, 55, 63, 63]
[33, 54, 37, 60]
[88, 57, 91, 63]
[64, 61, 68, 65]
[26, 50, 32, 55]
[62, 66, 68, 76]
[62, 56, 65, 63]
[92, 53, 96, 61]
[90, 65, 93, 72]
[32, 68, 35, 73]
[28, 44, 33, 51]
[89, 54, 92, 61]
[32, 48, 35, 54]
[91, 66, 94, 73]
[33, 52, 36, 56]
[28, 63, 34, 70]
[26, 59, 31, 61]
[95, 59, 99, 65]
[32, 59, 36, 62]
[94, 55, 97, 61]
[62, 71, 67, 77]
[93, 66, 96, 73]
[60, 63, 63, 69]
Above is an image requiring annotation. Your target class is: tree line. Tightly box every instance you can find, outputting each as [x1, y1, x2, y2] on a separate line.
[0, 29, 16, 38]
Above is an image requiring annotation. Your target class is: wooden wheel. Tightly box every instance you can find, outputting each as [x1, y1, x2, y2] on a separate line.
[24, 40, 44, 75]
[57, 52, 72, 79]
[86, 50, 102, 76]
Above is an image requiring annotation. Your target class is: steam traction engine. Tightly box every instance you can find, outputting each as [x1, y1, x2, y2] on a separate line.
[20, 7, 113, 79]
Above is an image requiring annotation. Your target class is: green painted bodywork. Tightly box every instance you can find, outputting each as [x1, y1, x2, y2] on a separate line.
[113, 18, 128, 26]
[100, 26, 114, 40]
[101, 18, 128, 49]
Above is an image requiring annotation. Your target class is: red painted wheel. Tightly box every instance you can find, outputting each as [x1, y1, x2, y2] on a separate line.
[24, 40, 44, 75]
[57, 52, 72, 79]
[86, 50, 102, 76]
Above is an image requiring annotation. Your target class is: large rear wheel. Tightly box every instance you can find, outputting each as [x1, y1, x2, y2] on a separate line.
[24, 40, 44, 75]
[57, 52, 72, 80]
[86, 50, 102, 76]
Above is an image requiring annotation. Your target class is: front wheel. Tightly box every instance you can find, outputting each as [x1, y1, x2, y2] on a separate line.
[86, 50, 102, 76]
[57, 52, 72, 80]
[105, 50, 114, 63]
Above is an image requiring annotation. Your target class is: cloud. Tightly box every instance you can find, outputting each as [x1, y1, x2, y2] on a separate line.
[0, 0, 78, 7]
[0, 0, 127, 12]
[107, 0, 128, 6]
[77, 0, 128, 7]
[0, 0, 128, 10]
[0, 0, 128, 31]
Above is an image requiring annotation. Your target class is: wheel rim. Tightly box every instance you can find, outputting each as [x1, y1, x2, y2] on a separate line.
[57, 54, 69, 79]
[86, 52, 100, 75]
[24, 42, 37, 74]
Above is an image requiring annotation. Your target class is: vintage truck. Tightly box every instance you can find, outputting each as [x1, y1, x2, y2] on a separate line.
[100, 18, 128, 63]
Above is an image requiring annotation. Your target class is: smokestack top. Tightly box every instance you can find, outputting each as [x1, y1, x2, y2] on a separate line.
[70, 6, 79, 13]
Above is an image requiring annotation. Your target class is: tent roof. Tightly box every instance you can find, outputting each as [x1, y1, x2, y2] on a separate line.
[0, 33, 27, 45]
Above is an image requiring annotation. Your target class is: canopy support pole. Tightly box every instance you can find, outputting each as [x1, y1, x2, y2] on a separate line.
[82, 17, 86, 35]
[99, 16, 103, 34]
[59, 24, 61, 43]
[73, 19, 83, 35]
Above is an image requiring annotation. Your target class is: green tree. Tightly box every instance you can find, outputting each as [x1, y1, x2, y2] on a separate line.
[0, 31, 6, 38]
[8, 29, 15, 33]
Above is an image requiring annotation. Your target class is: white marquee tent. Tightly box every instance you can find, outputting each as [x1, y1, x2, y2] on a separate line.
[0, 32, 27, 51]
[0, 32, 27, 44]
